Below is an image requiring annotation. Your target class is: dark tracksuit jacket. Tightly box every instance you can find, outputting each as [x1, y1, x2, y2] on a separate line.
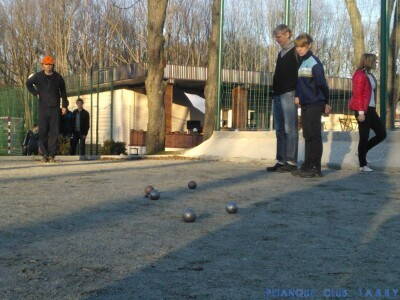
[296, 51, 329, 170]
[26, 71, 69, 156]
[70, 109, 90, 155]
[296, 51, 329, 106]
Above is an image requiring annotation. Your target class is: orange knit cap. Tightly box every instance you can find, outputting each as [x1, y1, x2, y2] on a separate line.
[41, 56, 55, 65]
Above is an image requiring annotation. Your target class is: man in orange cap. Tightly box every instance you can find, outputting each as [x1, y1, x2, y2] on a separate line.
[26, 55, 69, 162]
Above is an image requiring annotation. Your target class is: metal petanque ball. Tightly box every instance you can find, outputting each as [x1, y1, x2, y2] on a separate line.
[149, 189, 160, 200]
[188, 180, 197, 190]
[226, 202, 238, 214]
[144, 185, 154, 197]
[182, 208, 196, 222]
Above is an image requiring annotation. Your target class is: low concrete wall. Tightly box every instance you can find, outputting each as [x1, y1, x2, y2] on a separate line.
[184, 130, 400, 170]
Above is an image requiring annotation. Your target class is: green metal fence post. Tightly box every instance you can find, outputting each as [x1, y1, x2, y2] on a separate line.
[78, 73, 81, 98]
[96, 70, 100, 155]
[216, 0, 224, 131]
[285, 0, 291, 27]
[380, 0, 388, 127]
[90, 67, 93, 155]
[306, 0, 312, 33]
[110, 68, 114, 141]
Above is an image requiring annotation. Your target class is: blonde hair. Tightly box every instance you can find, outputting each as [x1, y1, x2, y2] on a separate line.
[357, 53, 377, 71]
[294, 33, 313, 47]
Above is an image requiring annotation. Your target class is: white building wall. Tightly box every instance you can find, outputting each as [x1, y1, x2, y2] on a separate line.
[70, 89, 146, 147]
[69, 92, 112, 145]
[69, 88, 202, 147]
[171, 103, 189, 132]
[131, 91, 148, 131]
[112, 89, 133, 145]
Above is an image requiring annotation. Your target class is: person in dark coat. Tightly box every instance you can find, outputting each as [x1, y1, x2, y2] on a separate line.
[60, 107, 74, 138]
[292, 33, 331, 178]
[266, 24, 300, 173]
[70, 98, 90, 155]
[22, 124, 39, 155]
[26, 55, 69, 162]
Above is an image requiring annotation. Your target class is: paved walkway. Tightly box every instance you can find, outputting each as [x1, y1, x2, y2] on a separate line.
[1, 159, 399, 299]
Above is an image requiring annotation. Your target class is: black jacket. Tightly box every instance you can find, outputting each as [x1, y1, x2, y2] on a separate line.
[22, 130, 39, 155]
[26, 71, 69, 108]
[72, 109, 90, 135]
[272, 45, 299, 96]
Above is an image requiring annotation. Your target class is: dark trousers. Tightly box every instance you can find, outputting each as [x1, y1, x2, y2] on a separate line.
[301, 103, 324, 171]
[70, 132, 86, 155]
[355, 107, 386, 167]
[27, 142, 39, 155]
[38, 107, 60, 157]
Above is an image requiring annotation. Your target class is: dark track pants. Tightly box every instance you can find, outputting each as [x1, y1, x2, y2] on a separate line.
[301, 103, 324, 171]
[70, 132, 86, 155]
[38, 107, 60, 157]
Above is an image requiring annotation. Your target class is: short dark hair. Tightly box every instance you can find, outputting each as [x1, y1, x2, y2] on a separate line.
[273, 24, 292, 37]
[76, 98, 84, 104]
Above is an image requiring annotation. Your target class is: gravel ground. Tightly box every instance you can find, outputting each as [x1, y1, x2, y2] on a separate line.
[0, 158, 399, 300]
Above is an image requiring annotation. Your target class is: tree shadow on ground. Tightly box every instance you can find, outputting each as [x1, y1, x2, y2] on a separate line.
[1, 164, 397, 300]
[0, 159, 208, 184]
[79, 172, 398, 300]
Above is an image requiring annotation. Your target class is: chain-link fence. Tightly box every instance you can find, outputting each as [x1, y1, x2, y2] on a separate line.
[217, 0, 382, 131]
[0, 117, 24, 155]
[0, 87, 37, 155]
[0, 0, 398, 156]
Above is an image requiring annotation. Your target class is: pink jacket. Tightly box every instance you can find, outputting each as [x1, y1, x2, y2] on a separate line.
[348, 69, 373, 112]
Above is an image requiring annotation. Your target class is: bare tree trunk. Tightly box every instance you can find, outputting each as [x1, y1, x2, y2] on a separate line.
[40, 0, 80, 75]
[21, 91, 33, 130]
[203, 0, 220, 140]
[344, 0, 365, 68]
[145, 0, 168, 154]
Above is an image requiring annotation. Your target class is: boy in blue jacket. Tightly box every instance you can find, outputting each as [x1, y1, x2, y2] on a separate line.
[293, 34, 331, 178]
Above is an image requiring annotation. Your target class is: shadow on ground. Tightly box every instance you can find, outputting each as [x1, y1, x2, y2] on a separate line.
[1, 161, 399, 300]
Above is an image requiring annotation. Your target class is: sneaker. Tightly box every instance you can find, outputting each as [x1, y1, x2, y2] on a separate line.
[314, 169, 323, 177]
[41, 155, 49, 163]
[291, 168, 303, 177]
[266, 162, 285, 172]
[291, 170, 300, 176]
[360, 165, 373, 172]
[277, 163, 298, 172]
[291, 164, 308, 176]
[299, 168, 323, 178]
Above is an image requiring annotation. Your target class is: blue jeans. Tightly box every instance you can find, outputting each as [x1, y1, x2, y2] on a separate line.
[273, 91, 298, 163]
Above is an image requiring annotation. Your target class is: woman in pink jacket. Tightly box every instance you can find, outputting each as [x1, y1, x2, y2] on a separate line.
[349, 53, 386, 172]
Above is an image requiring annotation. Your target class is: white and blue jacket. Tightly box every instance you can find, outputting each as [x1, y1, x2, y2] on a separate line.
[295, 51, 329, 106]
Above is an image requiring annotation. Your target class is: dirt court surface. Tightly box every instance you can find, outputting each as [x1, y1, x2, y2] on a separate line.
[0, 158, 399, 300]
